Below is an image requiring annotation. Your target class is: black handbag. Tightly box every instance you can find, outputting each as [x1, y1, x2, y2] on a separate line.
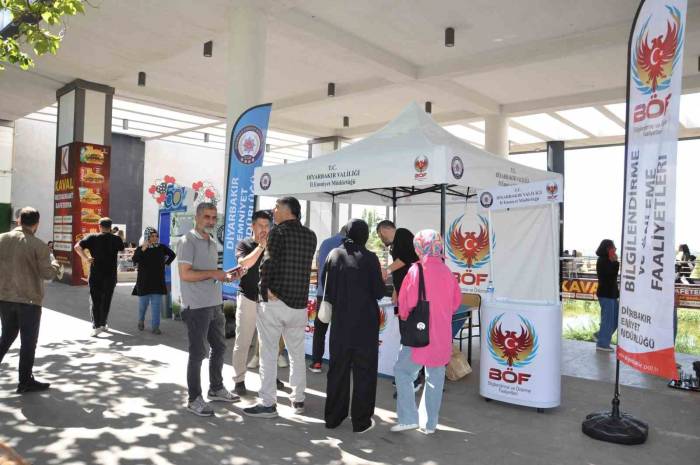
[400, 263, 430, 347]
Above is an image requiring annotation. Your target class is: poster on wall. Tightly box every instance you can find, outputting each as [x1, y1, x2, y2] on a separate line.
[445, 208, 495, 294]
[618, 0, 686, 379]
[399, 203, 495, 294]
[222, 103, 272, 300]
[52, 142, 111, 285]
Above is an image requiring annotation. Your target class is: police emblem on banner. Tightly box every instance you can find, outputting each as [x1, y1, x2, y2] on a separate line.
[235, 126, 264, 165]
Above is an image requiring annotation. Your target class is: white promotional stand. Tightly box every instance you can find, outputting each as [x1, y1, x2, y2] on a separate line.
[304, 297, 399, 376]
[480, 299, 562, 409]
[477, 181, 563, 409]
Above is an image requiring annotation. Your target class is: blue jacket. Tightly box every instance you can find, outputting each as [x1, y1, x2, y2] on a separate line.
[317, 233, 345, 297]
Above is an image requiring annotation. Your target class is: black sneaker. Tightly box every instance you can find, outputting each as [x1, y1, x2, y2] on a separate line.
[292, 401, 305, 414]
[16, 378, 50, 394]
[354, 418, 376, 434]
[152, 327, 162, 335]
[137, 320, 144, 331]
[234, 381, 247, 396]
[243, 403, 278, 418]
[276, 378, 284, 389]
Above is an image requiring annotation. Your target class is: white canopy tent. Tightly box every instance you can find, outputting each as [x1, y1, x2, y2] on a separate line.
[254, 102, 559, 226]
[254, 102, 562, 301]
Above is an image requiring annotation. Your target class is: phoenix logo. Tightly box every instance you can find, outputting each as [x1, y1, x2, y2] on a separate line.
[632, 5, 684, 95]
[306, 299, 317, 323]
[446, 214, 494, 269]
[378, 306, 388, 333]
[488, 313, 539, 368]
[414, 155, 429, 180]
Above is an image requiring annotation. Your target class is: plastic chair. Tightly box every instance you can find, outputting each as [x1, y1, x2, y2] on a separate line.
[453, 293, 481, 365]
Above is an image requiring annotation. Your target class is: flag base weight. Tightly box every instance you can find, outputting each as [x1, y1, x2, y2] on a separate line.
[582, 410, 648, 445]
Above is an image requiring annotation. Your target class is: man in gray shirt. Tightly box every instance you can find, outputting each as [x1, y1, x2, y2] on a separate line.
[177, 202, 244, 416]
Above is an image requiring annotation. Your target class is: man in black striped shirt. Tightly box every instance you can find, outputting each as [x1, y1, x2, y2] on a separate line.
[244, 197, 317, 418]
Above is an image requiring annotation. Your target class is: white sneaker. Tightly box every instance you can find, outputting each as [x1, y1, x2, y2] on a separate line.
[278, 354, 289, 368]
[421, 428, 436, 435]
[187, 396, 214, 417]
[91, 327, 102, 337]
[101, 325, 109, 333]
[390, 423, 418, 432]
[247, 355, 259, 369]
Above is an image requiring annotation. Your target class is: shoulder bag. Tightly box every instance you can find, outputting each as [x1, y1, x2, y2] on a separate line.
[400, 263, 430, 347]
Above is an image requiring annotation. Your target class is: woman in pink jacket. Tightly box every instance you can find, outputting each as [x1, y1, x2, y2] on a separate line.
[392, 229, 461, 434]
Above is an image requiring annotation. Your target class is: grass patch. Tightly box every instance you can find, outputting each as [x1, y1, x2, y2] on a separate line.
[563, 300, 700, 355]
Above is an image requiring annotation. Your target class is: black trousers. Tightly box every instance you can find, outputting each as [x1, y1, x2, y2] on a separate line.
[89, 276, 117, 328]
[0, 301, 42, 385]
[312, 298, 329, 363]
[325, 344, 378, 432]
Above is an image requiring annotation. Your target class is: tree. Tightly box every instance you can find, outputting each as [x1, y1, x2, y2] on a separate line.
[361, 207, 387, 256]
[0, 0, 84, 71]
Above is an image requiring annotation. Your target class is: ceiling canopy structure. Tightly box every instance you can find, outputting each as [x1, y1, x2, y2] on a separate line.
[2, 0, 700, 152]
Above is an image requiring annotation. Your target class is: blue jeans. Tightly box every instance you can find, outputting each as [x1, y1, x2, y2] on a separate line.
[138, 294, 162, 329]
[394, 345, 446, 431]
[598, 297, 619, 348]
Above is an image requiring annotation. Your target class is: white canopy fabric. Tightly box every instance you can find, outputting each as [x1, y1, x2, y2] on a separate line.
[253, 102, 561, 205]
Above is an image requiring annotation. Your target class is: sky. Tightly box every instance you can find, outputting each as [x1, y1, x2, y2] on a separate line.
[509, 139, 700, 256]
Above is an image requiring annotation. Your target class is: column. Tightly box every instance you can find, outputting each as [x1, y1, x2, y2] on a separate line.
[547, 141, 565, 290]
[0, 121, 12, 233]
[225, 0, 267, 173]
[54, 79, 115, 285]
[484, 115, 509, 157]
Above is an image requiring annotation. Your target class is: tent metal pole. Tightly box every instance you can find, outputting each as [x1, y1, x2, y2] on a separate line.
[440, 184, 447, 238]
[392, 188, 397, 222]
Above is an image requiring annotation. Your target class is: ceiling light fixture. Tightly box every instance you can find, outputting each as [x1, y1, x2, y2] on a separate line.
[327, 82, 335, 97]
[425, 101, 432, 114]
[266, 144, 271, 152]
[204, 133, 209, 143]
[343, 116, 349, 128]
[204, 40, 213, 57]
[138, 71, 146, 87]
[122, 119, 128, 130]
[445, 27, 455, 47]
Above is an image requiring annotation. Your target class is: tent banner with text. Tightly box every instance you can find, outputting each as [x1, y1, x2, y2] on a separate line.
[618, 0, 686, 378]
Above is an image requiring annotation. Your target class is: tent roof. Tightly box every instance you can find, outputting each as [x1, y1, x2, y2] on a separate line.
[253, 102, 560, 205]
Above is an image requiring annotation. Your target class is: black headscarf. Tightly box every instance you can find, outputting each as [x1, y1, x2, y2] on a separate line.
[344, 219, 369, 247]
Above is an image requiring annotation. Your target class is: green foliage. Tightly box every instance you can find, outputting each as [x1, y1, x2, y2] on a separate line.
[360, 208, 386, 255]
[562, 321, 599, 342]
[563, 300, 700, 355]
[0, 0, 85, 71]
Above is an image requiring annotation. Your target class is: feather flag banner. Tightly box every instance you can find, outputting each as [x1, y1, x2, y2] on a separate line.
[618, 0, 686, 379]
